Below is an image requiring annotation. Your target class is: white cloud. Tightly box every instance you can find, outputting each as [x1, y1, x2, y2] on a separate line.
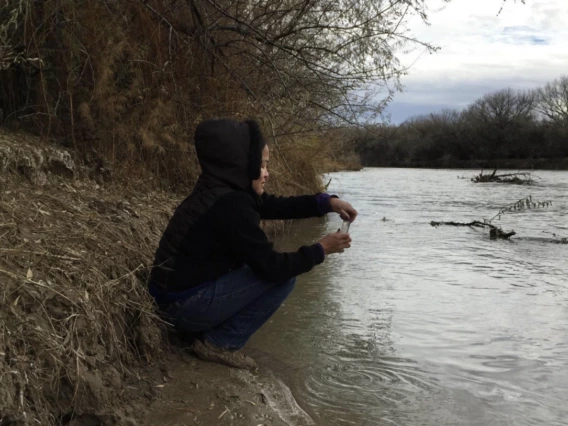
[384, 0, 568, 123]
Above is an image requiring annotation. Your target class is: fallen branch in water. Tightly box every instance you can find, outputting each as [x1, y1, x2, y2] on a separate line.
[430, 220, 516, 239]
[471, 169, 537, 185]
[431, 196, 552, 240]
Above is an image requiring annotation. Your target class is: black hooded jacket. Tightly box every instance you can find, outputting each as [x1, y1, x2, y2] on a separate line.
[150, 119, 326, 293]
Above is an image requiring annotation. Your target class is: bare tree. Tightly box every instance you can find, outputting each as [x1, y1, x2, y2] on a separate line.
[535, 76, 568, 126]
[460, 88, 536, 158]
[466, 88, 535, 127]
[140, 0, 444, 135]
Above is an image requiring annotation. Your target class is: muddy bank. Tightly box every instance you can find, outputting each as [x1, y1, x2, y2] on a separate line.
[0, 130, 311, 425]
[146, 344, 314, 426]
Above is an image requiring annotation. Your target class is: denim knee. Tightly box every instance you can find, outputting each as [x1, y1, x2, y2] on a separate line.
[282, 276, 296, 290]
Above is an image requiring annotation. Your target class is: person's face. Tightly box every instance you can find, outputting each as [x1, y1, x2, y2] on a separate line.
[252, 145, 269, 196]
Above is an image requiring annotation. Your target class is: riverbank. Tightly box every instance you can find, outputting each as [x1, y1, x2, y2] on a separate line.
[0, 130, 311, 425]
[320, 158, 363, 173]
[361, 156, 568, 170]
[145, 342, 314, 426]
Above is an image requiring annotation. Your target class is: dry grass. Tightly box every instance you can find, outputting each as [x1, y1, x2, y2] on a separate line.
[0, 171, 180, 424]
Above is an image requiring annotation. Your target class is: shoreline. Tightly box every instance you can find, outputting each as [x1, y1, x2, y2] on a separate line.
[360, 157, 568, 171]
[144, 347, 314, 426]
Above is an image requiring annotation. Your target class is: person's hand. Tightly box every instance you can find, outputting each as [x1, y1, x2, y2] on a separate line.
[318, 232, 352, 255]
[329, 198, 358, 222]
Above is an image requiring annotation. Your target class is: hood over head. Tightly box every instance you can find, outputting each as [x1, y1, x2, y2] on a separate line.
[194, 119, 266, 190]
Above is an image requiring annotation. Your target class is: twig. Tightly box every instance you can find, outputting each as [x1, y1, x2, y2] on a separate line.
[218, 406, 230, 419]
[0, 248, 81, 261]
[0, 268, 19, 279]
[24, 278, 79, 306]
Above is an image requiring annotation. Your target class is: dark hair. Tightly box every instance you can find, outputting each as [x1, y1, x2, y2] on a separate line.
[245, 119, 267, 180]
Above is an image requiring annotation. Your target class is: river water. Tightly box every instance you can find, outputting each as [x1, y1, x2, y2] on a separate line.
[251, 168, 568, 426]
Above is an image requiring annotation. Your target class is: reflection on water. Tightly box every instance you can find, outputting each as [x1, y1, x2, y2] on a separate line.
[251, 169, 568, 426]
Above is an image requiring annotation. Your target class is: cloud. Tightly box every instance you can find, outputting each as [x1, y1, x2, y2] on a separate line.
[383, 78, 541, 123]
[383, 0, 568, 123]
[526, 36, 549, 45]
[500, 26, 549, 45]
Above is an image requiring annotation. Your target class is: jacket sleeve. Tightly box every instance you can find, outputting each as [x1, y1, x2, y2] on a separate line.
[218, 197, 325, 282]
[259, 192, 334, 220]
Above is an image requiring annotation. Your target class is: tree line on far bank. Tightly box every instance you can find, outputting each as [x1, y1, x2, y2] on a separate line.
[351, 76, 568, 169]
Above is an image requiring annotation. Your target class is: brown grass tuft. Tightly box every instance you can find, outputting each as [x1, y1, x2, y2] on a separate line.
[0, 170, 178, 423]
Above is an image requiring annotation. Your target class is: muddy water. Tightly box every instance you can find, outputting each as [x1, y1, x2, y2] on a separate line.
[251, 168, 568, 426]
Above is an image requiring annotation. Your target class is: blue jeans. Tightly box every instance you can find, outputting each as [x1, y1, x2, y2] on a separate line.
[159, 266, 296, 350]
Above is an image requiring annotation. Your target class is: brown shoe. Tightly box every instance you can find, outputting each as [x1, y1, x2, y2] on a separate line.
[192, 339, 258, 371]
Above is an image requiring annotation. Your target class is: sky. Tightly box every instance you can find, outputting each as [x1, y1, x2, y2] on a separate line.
[384, 0, 568, 124]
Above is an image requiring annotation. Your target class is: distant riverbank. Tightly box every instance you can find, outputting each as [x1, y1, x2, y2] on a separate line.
[361, 157, 568, 171]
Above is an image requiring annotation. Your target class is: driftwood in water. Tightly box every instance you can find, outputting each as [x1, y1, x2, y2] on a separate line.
[431, 196, 557, 241]
[471, 169, 535, 184]
[430, 220, 516, 239]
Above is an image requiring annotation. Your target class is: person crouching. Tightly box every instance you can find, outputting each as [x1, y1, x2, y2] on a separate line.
[149, 119, 356, 370]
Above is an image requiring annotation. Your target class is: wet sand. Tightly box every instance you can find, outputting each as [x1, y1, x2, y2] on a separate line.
[144, 349, 314, 426]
